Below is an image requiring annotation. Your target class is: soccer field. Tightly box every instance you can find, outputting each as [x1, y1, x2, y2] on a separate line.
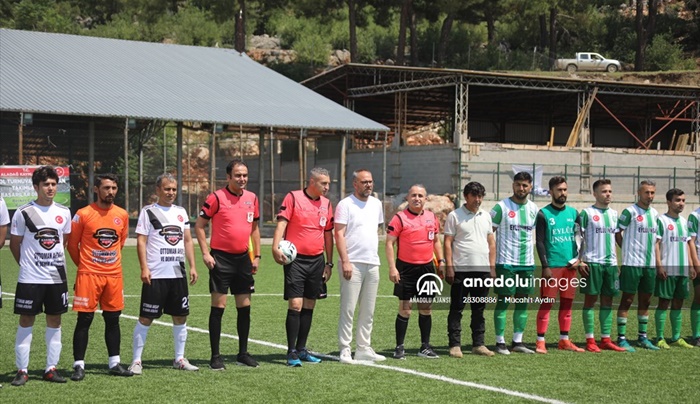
[0, 246, 698, 403]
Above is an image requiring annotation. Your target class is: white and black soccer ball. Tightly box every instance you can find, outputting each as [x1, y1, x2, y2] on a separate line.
[278, 240, 297, 264]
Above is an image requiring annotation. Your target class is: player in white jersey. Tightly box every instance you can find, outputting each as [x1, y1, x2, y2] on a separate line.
[129, 174, 198, 374]
[689, 207, 700, 346]
[0, 196, 10, 311]
[489, 171, 538, 355]
[9, 166, 72, 386]
[653, 188, 695, 349]
[615, 180, 660, 351]
[579, 179, 626, 352]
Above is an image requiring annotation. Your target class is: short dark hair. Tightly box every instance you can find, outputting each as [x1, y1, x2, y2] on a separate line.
[463, 182, 485, 197]
[226, 159, 247, 175]
[592, 179, 611, 192]
[32, 166, 58, 186]
[666, 188, 684, 201]
[95, 173, 118, 187]
[548, 176, 567, 190]
[513, 171, 532, 183]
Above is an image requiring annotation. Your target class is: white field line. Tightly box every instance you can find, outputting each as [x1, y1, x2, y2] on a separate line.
[2, 291, 570, 404]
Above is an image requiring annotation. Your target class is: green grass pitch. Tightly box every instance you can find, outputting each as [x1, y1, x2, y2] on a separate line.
[0, 245, 698, 403]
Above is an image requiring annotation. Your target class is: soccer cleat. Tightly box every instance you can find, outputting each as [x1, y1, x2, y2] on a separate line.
[11, 370, 29, 387]
[471, 345, 495, 357]
[693, 337, 700, 347]
[656, 339, 670, 350]
[449, 346, 463, 358]
[511, 342, 535, 354]
[417, 344, 439, 359]
[638, 337, 660, 351]
[494, 343, 511, 355]
[558, 339, 585, 352]
[109, 364, 134, 377]
[669, 338, 694, 349]
[393, 344, 406, 360]
[355, 347, 386, 362]
[128, 361, 142, 375]
[599, 338, 626, 352]
[298, 348, 322, 363]
[535, 340, 547, 354]
[339, 348, 355, 364]
[173, 358, 199, 371]
[236, 352, 260, 368]
[585, 338, 601, 353]
[287, 351, 302, 367]
[616, 338, 636, 352]
[210, 355, 226, 371]
[70, 365, 86, 381]
[43, 367, 67, 383]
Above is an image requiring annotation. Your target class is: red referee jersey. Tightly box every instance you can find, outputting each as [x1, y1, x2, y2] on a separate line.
[277, 189, 333, 256]
[387, 208, 438, 264]
[200, 187, 259, 254]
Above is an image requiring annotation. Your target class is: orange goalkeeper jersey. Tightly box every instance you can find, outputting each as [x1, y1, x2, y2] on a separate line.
[67, 203, 129, 276]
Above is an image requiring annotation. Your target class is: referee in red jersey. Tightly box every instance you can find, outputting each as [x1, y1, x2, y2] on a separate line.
[195, 160, 261, 369]
[272, 167, 334, 367]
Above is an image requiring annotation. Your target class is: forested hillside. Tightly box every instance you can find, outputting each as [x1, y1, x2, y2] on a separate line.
[1, 0, 698, 79]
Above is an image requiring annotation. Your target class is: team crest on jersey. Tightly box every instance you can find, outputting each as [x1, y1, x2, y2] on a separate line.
[114, 217, 122, 226]
[177, 215, 184, 222]
[636, 215, 644, 222]
[508, 211, 516, 218]
[593, 215, 600, 222]
[247, 211, 254, 223]
[55, 216, 64, 224]
[668, 223, 674, 231]
[35, 228, 60, 250]
[93, 228, 119, 248]
[160, 225, 183, 246]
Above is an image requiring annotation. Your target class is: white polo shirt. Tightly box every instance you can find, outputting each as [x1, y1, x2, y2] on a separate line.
[444, 205, 493, 272]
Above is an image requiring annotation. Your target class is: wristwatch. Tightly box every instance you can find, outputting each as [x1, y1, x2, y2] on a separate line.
[325, 262, 334, 268]
[254, 255, 261, 259]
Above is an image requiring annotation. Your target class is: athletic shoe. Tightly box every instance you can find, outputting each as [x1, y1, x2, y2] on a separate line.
[669, 338, 694, 349]
[70, 365, 86, 381]
[393, 344, 406, 360]
[173, 358, 199, 371]
[511, 342, 534, 354]
[236, 352, 260, 368]
[656, 339, 670, 350]
[287, 351, 302, 367]
[11, 370, 28, 387]
[638, 337, 660, 351]
[494, 343, 511, 355]
[355, 347, 386, 362]
[616, 338, 636, 352]
[417, 344, 439, 359]
[449, 346, 463, 358]
[298, 349, 321, 363]
[558, 339, 584, 352]
[109, 364, 134, 377]
[471, 345, 495, 357]
[42, 368, 67, 383]
[210, 355, 226, 371]
[339, 348, 355, 364]
[585, 338, 601, 353]
[128, 361, 142, 375]
[599, 338, 626, 352]
[693, 337, 700, 347]
[535, 340, 547, 354]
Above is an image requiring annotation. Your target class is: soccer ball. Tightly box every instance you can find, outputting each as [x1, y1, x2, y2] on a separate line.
[278, 240, 297, 264]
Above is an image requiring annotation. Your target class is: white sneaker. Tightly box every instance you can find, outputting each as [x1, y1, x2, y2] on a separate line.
[173, 358, 199, 371]
[339, 348, 355, 364]
[355, 347, 386, 362]
[128, 361, 143, 375]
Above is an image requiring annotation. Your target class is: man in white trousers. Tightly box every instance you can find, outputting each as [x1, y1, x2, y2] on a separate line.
[335, 169, 386, 364]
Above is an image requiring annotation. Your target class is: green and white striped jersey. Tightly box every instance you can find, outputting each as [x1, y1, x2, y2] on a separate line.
[580, 206, 618, 266]
[490, 198, 538, 266]
[689, 208, 700, 256]
[656, 214, 690, 276]
[617, 204, 658, 267]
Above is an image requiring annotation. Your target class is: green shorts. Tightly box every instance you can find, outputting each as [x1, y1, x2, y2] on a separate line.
[581, 263, 619, 297]
[694, 277, 700, 288]
[494, 265, 535, 296]
[619, 266, 656, 295]
[654, 276, 689, 300]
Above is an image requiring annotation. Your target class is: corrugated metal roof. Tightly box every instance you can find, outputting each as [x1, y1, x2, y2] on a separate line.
[0, 29, 388, 132]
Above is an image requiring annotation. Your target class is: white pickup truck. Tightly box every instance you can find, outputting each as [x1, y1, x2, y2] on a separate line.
[554, 52, 622, 73]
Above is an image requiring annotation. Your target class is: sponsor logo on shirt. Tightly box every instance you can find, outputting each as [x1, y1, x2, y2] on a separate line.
[160, 225, 184, 246]
[93, 228, 119, 248]
[35, 228, 60, 250]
